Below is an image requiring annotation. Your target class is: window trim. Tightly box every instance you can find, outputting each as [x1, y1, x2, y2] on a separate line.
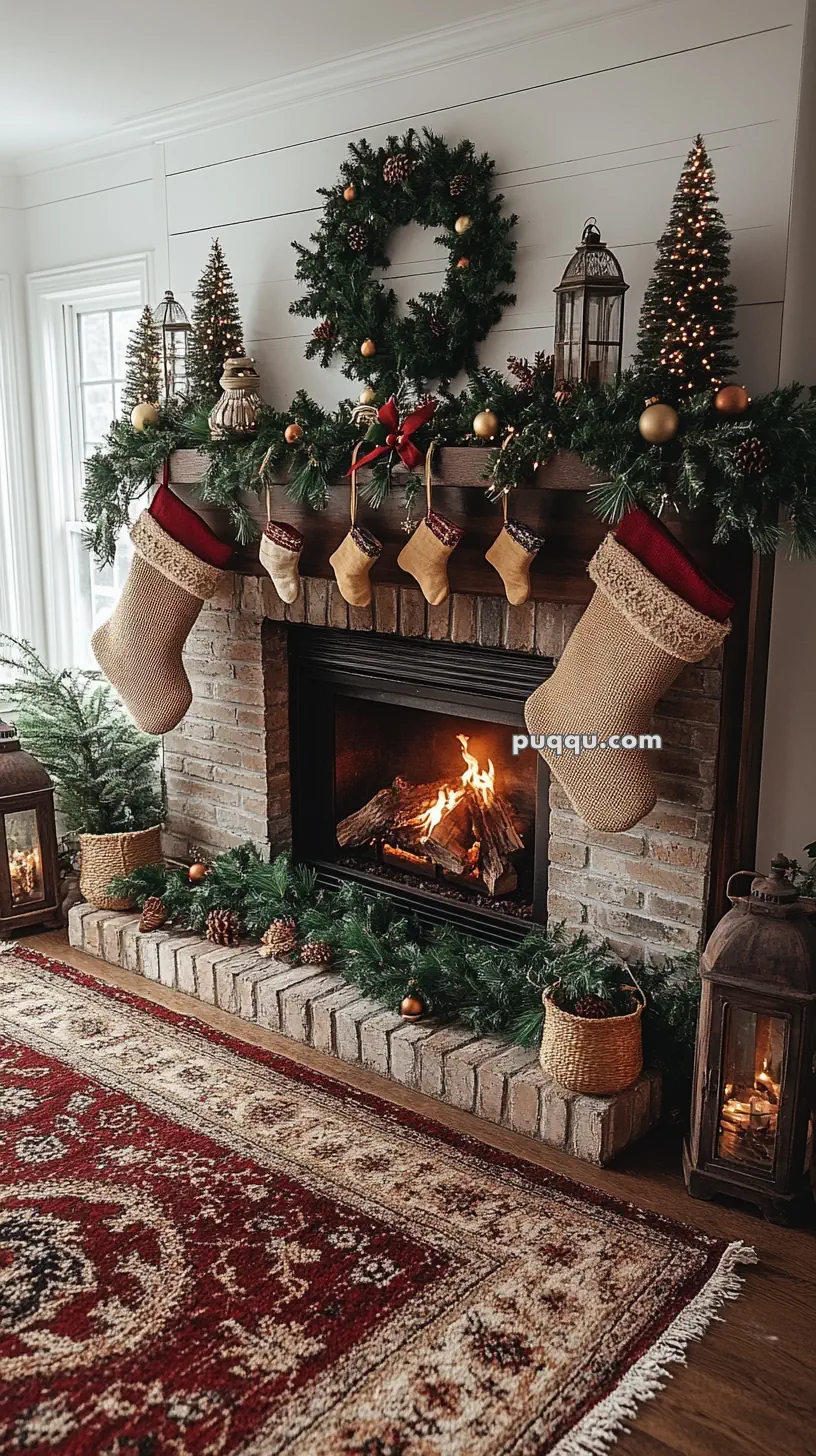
[0, 272, 41, 647]
[27, 254, 153, 667]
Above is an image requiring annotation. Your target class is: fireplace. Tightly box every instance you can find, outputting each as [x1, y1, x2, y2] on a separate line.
[288, 627, 551, 943]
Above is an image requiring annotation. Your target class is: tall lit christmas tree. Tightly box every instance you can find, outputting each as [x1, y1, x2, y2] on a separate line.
[634, 136, 737, 394]
[121, 306, 161, 413]
[186, 239, 245, 402]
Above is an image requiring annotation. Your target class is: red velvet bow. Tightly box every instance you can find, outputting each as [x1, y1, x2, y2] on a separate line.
[347, 396, 436, 474]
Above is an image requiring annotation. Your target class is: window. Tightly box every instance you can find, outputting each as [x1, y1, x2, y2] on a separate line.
[27, 256, 152, 669]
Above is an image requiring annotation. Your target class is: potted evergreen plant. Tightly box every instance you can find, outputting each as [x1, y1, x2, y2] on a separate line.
[0, 636, 164, 909]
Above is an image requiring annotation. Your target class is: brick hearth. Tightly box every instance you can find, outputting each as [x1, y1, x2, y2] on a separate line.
[162, 571, 723, 965]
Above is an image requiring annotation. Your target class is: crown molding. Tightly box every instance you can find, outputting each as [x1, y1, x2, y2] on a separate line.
[15, 0, 662, 178]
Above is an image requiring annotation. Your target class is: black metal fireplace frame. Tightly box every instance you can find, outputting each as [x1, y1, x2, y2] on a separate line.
[287, 626, 553, 945]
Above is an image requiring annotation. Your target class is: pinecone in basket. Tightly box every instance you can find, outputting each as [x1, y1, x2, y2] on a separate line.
[573, 994, 616, 1020]
[300, 940, 333, 968]
[312, 319, 335, 343]
[734, 436, 771, 476]
[139, 896, 167, 933]
[259, 917, 298, 958]
[449, 173, 471, 198]
[347, 224, 368, 253]
[206, 908, 241, 948]
[383, 151, 414, 185]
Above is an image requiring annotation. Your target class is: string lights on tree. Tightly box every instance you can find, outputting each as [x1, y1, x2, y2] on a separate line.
[121, 306, 161, 415]
[186, 238, 246, 403]
[634, 135, 737, 394]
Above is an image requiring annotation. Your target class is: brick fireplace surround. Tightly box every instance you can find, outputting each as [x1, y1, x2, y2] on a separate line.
[163, 570, 721, 968]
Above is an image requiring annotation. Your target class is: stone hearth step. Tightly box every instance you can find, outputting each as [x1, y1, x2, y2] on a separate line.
[69, 904, 661, 1166]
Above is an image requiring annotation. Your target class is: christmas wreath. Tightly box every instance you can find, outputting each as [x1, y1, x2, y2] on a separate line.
[290, 128, 517, 393]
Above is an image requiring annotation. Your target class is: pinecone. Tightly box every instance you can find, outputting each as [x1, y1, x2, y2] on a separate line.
[449, 173, 471, 197]
[734, 436, 771, 476]
[428, 312, 446, 338]
[139, 896, 167, 933]
[313, 319, 335, 343]
[383, 152, 413, 185]
[206, 908, 241, 947]
[573, 994, 616, 1020]
[260, 917, 298, 958]
[300, 940, 333, 968]
[347, 223, 367, 252]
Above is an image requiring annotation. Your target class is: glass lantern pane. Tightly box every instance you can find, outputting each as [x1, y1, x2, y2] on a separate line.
[718, 1006, 786, 1173]
[6, 809, 44, 905]
[585, 293, 623, 385]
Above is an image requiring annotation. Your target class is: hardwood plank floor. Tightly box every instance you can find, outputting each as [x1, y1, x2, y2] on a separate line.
[15, 931, 816, 1456]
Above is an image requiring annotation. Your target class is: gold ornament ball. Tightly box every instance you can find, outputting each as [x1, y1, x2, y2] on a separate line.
[358, 385, 377, 406]
[284, 422, 304, 444]
[343, 183, 357, 201]
[473, 409, 499, 439]
[400, 991, 425, 1021]
[360, 338, 377, 358]
[456, 256, 470, 270]
[188, 862, 209, 883]
[454, 215, 472, 235]
[714, 384, 751, 416]
[638, 402, 680, 445]
[130, 402, 159, 431]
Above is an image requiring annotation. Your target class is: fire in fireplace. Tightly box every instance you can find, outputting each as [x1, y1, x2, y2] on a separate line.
[287, 627, 552, 941]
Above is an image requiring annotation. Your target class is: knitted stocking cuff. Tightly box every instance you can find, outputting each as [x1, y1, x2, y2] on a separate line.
[150, 481, 233, 569]
[131, 512, 226, 600]
[590, 535, 730, 662]
[614, 507, 733, 622]
[264, 520, 304, 551]
[426, 511, 464, 549]
[505, 518, 545, 554]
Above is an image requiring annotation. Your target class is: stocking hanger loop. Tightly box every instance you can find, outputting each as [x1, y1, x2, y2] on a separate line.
[424, 439, 439, 519]
[349, 440, 365, 527]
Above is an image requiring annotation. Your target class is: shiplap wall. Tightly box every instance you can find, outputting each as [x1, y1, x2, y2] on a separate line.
[13, 0, 816, 861]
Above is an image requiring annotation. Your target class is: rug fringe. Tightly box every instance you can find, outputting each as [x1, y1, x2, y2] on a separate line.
[552, 1240, 758, 1456]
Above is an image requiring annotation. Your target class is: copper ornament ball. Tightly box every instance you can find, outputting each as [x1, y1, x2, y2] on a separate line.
[188, 862, 209, 883]
[343, 183, 357, 202]
[400, 991, 425, 1020]
[714, 383, 750, 416]
[473, 409, 499, 439]
[284, 422, 304, 444]
[638, 402, 680, 444]
[360, 338, 377, 358]
[454, 215, 472, 235]
[455, 257, 470, 270]
[130, 401, 159, 431]
[358, 385, 377, 405]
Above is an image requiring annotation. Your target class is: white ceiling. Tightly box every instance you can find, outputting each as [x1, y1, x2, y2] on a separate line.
[0, 0, 534, 165]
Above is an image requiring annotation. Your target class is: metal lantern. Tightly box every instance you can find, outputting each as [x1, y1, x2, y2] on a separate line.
[0, 721, 61, 938]
[684, 855, 816, 1223]
[553, 218, 628, 387]
[152, 290, 191, 403]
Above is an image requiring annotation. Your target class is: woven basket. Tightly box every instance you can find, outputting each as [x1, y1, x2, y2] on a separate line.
[539, 981, 645, 1095]
[78, 825, 163, 910]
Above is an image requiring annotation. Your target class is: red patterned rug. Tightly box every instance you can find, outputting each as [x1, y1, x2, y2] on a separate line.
[0, 947, 754, 1456]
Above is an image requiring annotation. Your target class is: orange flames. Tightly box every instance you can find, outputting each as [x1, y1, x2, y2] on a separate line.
[416, 735, 495, 841]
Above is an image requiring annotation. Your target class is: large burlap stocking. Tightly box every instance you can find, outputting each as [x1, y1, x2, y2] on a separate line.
[92, 483, 231, 735]
[524, 530, 731, 833]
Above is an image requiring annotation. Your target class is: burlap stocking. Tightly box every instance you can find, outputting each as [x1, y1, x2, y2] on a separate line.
[260, 520, 303, 604]
[329, 443, 382, 607]
[524, 534, 730, 833]
[92, 482, 230, 735]
[485, 502, 544, 605]
[397, 442, 463, 605]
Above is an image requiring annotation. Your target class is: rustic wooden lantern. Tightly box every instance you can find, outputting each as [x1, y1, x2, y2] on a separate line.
[0, 721, 61, 938]
[684, 855, 816, 1222]
[553, 218, 628, 387]
[152, 290, 191, 403]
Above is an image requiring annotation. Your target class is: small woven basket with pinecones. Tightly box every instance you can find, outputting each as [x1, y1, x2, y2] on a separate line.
[539, 978, 645, 1095]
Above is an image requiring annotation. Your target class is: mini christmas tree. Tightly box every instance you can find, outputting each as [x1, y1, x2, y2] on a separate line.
[186, 239, 245, 402]
[634, 136, 738, 394]
[121, 306, 161, 414]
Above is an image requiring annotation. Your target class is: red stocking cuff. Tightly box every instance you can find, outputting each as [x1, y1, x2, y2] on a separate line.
[614, 507, 733, 622]
[149, 480, 233, 569]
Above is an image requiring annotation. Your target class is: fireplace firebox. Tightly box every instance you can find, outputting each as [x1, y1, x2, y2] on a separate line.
[288, 628, 553, 943]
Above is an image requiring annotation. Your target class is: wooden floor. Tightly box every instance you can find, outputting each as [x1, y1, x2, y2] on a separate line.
[16, 931, 816, 1456]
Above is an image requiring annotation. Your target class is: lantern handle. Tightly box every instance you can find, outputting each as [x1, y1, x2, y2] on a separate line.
[726, 869, 757, 905]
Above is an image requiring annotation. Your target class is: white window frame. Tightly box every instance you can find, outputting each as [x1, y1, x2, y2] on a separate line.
[27, 254, 153, 667]
[0, 272, 41, 647]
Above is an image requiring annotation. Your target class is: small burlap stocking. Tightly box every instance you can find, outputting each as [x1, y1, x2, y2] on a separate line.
[329, 445, 382, 607]
[485, 496, 544, 605]
[259, 520, 304, 604]
[397, 442, 463, 605]
[524, 528, 731, 833]
[92, 479, 231, 735]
